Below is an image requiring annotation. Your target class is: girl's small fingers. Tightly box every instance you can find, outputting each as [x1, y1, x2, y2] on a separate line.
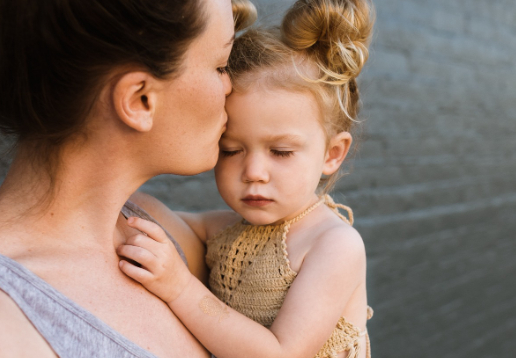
[119, 260, 154, 284]
[126, 217, 169, 244]
[125, 233, 160, 253]
[117, 244, 157, 269]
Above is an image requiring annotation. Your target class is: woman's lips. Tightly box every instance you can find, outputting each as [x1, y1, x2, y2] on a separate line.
[242, 195, 274, 207]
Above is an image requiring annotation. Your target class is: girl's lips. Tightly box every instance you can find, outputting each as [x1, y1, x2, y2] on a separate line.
[242, 196, 274, 207]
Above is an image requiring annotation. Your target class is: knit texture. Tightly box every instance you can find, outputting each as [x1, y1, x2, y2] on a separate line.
[206, 195, 372, 358]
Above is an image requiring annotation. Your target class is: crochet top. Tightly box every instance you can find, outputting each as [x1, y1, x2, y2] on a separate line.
[206, 195, 373, 358]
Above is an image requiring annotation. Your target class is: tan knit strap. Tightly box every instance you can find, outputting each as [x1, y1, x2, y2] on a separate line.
[283, 197, 325, 227]
[358, 307, 374, 336]
[323, 194, 354, 225]
[277, 198, 325, 274]
[366, 306, 374, 320]
[365, 331, 371, 358]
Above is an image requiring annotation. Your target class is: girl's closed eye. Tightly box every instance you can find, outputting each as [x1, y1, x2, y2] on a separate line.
[220, 149, 241, 157]
[271, 149, 294, 157]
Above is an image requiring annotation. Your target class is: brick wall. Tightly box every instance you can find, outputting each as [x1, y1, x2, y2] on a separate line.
[352, 1, 516, 356]
[1, 0, 514, 356]
[140, 1, 515, 356]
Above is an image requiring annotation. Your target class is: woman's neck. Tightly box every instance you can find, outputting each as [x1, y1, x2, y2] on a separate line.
[0, 141, 148, 254]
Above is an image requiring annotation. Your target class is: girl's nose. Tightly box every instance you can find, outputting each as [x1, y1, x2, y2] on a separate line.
[241, 153, 269, 183]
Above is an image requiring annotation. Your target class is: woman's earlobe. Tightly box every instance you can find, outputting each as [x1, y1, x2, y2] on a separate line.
[113, 72, 157, 132]
[322, 132, 353, 175]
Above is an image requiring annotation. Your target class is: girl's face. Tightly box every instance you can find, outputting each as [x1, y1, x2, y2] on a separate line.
[215, 88, 331, 225]
[151, 0, 234, 176]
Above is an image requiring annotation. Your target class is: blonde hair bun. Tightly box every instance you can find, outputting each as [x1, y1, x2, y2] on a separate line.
[232, 0, 258, 32]
[281, 0, 374, 83]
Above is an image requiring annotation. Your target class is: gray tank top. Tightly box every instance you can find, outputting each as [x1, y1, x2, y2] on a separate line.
[0, 200, 187, 358]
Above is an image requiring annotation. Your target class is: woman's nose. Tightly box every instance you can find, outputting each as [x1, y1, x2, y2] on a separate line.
[241, 153, 269, 183]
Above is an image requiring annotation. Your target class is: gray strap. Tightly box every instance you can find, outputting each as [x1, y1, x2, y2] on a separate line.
[0, 254, 158, 358]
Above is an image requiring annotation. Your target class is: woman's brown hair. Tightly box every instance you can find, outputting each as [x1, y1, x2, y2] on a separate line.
[0, 0, 206, 145]
[0, 0, 256, 182]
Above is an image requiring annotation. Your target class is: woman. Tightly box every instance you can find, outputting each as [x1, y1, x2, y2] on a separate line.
[0, 0, 254, 356]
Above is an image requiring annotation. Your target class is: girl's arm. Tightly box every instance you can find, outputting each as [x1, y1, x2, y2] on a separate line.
[174, 210, 242, 244]
[117, 217, 366, 358]
[128, 191, 239, 283]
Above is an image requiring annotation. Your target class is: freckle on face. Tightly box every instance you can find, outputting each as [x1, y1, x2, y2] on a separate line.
[152, 0, 233, 175]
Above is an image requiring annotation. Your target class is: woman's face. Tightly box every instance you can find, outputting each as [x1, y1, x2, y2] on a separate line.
[151, 0, 234, 176]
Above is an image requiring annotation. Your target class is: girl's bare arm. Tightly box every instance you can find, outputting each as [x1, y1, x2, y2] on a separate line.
[129, 191, 239, 283]
[117, 217, 366, 358]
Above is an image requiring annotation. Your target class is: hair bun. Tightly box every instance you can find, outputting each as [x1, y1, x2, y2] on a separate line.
[281, 0, 374, 83]
[232, 0, 257, 32]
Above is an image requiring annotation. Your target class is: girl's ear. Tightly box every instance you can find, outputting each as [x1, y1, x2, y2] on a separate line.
[322, 131, 353, 175]
[112, 72, 159, 132]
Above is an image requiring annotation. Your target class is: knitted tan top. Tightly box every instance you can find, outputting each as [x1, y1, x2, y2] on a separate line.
[206, 195, 373, 358]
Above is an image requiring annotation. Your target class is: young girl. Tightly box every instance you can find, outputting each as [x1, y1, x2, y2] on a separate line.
[118, 0, 374, 357]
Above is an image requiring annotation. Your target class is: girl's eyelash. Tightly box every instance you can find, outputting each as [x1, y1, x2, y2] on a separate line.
[271, 150, 294, 157]
[217, 65, 229, 75]
[220, 149, 293, 157]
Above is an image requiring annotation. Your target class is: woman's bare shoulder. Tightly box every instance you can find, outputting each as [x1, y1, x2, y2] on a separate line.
[0, 290, 57, 357]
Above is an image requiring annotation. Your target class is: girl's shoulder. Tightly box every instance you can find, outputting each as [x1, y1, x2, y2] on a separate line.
[202, 210, 242, 240]
[317, 215, 364, 256]
[303, 205, 366, 276]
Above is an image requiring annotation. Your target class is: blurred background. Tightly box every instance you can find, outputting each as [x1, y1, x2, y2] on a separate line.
[1, 0, 515, 356]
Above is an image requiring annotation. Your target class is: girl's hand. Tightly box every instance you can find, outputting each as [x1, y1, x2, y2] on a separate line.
[117, 217, 192, 303]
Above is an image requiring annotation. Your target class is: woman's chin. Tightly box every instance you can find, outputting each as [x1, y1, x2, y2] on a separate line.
[181, 159, 218, 176]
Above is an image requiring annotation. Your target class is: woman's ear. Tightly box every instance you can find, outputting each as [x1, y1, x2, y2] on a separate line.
[322, 131, 353, 175]
[112, 72, 159, 132]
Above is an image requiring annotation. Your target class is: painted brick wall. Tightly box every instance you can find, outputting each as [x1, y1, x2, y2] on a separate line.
[1, 0, 514, 356]
[138, 1, 515, 356]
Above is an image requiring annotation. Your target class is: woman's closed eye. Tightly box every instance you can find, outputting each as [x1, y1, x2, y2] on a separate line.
[217, 65, 229, 75]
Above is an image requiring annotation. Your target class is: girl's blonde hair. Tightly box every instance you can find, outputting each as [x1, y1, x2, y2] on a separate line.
[228, 0, 374, 192]
[232, 0, 258, 32]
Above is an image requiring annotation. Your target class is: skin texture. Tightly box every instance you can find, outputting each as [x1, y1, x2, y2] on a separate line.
[121, 88, 369, 358]
[0, 0, 234, 356]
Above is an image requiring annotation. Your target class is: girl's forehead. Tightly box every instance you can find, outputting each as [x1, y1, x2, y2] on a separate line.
[230, 60, 317, 94]
[224, 89, 326, 142]
[227, 86, 317, 109]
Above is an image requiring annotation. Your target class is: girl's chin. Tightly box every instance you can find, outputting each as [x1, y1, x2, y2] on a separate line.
[241, 214, 284, 226]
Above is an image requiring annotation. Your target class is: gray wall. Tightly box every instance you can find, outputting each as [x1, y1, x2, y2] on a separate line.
[1, 0, 514, 357]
